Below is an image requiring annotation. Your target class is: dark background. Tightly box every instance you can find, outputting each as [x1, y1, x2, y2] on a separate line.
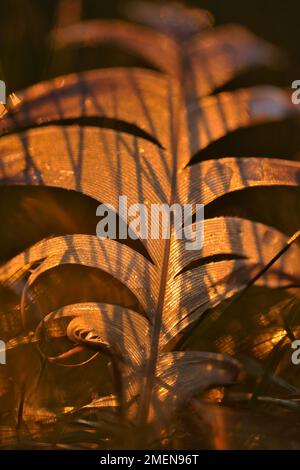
[0, 0, 300, 92]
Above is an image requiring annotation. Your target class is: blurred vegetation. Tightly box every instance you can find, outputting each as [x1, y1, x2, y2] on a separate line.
[1, 0, 300, 92]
